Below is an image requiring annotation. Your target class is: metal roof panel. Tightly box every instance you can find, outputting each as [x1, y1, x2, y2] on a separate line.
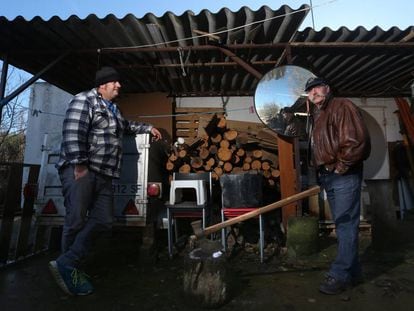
[1, 5, 414, 97]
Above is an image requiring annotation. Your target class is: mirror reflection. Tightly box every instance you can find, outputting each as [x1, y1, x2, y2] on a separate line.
[254, 65, 316, 137]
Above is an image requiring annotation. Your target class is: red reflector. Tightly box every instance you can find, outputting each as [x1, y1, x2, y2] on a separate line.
[123, 199, 139, 215]
[42, 199, 58, 214]
[147, 183, 160, 197]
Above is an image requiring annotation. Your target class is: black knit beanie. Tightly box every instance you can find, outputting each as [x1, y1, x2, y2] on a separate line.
[95, 66, 121, 87]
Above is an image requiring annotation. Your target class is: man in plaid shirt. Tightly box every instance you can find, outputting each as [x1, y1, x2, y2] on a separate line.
[49, 66, 162, 296]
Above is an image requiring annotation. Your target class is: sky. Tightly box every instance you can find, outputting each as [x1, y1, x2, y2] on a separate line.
[0, 0, 413, 31]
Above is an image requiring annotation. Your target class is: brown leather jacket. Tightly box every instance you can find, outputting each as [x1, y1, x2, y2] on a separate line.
[311, 96, 371, 174]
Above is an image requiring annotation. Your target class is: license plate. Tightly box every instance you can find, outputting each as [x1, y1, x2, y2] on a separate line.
[112, 183, 144, 196]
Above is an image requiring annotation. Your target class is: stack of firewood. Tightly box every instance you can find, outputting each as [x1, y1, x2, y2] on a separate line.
[166, 115, 280, 186]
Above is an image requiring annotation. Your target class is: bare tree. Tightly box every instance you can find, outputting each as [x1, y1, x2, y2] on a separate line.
[0, 65, 29, 163]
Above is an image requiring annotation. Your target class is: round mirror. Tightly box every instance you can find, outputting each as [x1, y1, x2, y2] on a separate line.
[254, 65, 316, 137]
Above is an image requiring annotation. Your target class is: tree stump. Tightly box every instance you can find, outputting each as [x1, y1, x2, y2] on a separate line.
[183, 240, 231, 308]
[286, 216, 319, 258]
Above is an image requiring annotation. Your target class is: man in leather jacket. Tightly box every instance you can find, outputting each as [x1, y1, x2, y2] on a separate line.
[305, 77, 371, 295]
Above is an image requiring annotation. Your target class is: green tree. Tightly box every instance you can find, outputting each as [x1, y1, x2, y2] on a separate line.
[0, 132, 25, 162]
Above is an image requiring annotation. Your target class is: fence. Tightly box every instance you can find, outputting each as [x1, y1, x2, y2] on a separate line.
[0, 163, 43, 266]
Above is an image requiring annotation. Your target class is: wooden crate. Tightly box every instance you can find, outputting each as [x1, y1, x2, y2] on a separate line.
[174, 107, 224, 143]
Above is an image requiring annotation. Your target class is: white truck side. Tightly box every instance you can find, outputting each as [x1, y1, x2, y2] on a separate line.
[23, 82, 157, 227]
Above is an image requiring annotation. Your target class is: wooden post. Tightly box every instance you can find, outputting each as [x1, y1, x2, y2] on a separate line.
[277, 135, 300, 230]
[15, 164, 40, 259]
[0, 163, 23, 264]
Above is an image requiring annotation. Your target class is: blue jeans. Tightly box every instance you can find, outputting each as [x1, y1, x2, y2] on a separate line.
[57, 165, 113, 268]
[319, 168, 362, 282]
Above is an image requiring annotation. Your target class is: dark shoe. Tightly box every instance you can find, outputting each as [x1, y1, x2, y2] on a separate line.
[48, 260, 94, 296]
[319, 275, 349, 295]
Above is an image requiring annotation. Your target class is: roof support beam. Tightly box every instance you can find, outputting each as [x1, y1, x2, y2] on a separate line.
[0, 54, 9, 125]
[0, 51, 69, 109]
[0, 54, 8, 100]
[7, 42, 414, 56]
[215, 46, 263, 80]
[99, 42, 414, 53]
[117, 60, 278, 69]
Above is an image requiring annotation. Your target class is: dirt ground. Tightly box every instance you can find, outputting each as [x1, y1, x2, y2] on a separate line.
[1, 223, 414, 311]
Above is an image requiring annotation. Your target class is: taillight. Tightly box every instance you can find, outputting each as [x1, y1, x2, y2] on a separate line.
[147, 183, 161, 198]
[42, 199, 58, 214]
[123, 199, 139, 215]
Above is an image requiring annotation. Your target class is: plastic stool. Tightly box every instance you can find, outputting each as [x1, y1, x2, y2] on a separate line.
[169, 180, 207, 205]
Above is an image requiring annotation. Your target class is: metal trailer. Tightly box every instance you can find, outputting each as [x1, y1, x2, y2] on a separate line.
[35, 132, 153, 227]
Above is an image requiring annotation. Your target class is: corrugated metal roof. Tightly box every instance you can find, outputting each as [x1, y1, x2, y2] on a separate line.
[1, 4, 414, 97]
[293, 26, 414, 97]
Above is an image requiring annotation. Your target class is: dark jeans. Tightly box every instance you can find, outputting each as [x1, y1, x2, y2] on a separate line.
[319, 167, 363, 282]
[57, 165, 113, 268]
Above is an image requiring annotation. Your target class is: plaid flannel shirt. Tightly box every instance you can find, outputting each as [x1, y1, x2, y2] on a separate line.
[56, 88, 152, 178]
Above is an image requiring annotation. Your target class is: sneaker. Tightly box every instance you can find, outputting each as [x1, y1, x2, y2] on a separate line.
[48, 260, 94, 296]
[319, 275, 349, 295]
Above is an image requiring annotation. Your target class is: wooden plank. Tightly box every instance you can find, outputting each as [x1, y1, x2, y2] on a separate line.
[174, 108, 224, 142]
[319, 220, 372, 233]
[175, 123, 200, 129]
[176, 114, 223, 120]
[277, 136, 298, 230]
[175, 107, 221, 113]
[15, 165, 40, 259]
[175, 115, 202, 122]
[226, 119, 266, 132]
[197, 117, 210, 138]
[256, 128, 279, 143]
[224, 120, 278, 148]
[176, 132, 199, 137]
[33, 225, 51, 253]
[0, 163, 23, 264]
